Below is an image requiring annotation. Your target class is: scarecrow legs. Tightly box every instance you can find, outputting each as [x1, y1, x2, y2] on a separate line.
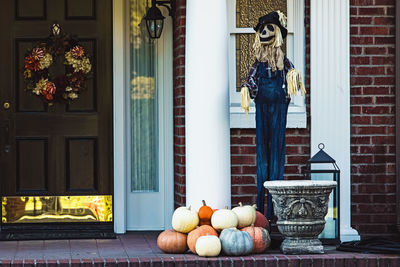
[255, 96, 289, 220]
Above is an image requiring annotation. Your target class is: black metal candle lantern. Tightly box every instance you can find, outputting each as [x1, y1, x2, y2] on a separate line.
[305, 143, 340, 244]
[144, 0, 175, 39]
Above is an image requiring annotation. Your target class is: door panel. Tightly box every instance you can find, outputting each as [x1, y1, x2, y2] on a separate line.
[66, 138, 98, 192]
[16, 138, 48, 193]
[0, 0, 113, 225]
[16, 0, 47, 20]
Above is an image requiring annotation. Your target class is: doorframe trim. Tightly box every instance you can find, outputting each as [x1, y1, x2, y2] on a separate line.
[113, 0, 127, 234]
[396, 0, 400, 233]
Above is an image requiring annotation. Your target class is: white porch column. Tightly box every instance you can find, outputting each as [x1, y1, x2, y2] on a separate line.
[311, 0, 360, 241]
[185, 0, 231, 211]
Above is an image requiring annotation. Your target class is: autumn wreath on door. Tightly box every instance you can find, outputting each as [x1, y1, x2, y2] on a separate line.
[23, 24, 92, 105]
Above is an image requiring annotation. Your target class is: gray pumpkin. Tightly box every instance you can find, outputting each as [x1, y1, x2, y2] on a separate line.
[219, 228, 253, 256]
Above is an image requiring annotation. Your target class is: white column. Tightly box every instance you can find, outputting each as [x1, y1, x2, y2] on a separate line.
[185, 0, 231, 211]
[311, 0, 360, 241]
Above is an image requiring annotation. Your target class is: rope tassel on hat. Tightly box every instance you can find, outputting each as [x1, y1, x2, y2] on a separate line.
[286, 68, 306, 97]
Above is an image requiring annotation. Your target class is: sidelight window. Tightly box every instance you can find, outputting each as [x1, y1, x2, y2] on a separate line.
[129, 1, 159, 192]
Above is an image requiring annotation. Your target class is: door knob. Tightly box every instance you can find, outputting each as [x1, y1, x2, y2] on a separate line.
[3, 102, 10, 110]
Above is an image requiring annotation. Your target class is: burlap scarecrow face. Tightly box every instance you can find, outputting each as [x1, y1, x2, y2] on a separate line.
[259, 23, 281, 46]
[254, 10, 287, 49]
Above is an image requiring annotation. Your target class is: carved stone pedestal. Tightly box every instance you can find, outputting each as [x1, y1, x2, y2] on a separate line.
[264, 180, 337, 254]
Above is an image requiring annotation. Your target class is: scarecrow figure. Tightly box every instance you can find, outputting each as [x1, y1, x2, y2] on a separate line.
[241, 11, 305, 220]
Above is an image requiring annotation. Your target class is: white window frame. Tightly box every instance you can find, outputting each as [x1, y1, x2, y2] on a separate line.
[228, 0, 306, 129]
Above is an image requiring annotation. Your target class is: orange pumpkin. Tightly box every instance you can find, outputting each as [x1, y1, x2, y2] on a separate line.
[254, 211, 270, 232]
[187, 225, 218, 254]
[241, 225, 271, 253]
[198, 200, 214, 226]
[157, 229, 188, 253]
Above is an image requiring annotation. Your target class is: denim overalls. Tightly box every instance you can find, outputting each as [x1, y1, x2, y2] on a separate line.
[255, 62, 290, 220]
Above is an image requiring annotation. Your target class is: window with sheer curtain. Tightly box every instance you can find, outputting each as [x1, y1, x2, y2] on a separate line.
[129, 0, 159, 192]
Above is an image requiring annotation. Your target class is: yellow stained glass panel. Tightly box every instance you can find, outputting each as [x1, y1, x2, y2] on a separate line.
[2, 195, 112, 224]
[236, 0, 287, 28]
[236, 34, 254, 92]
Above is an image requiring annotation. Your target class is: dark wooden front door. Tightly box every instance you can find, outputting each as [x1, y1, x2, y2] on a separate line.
[0, 1, 112, 205]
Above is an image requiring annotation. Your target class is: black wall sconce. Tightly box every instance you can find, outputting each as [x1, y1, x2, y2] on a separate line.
[144, 0, 176, 39]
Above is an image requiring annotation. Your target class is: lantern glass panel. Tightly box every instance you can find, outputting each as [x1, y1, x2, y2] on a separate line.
[156, 19, 164, 37]
[310, 171, 339, 241]
[146, 19, 164, 39]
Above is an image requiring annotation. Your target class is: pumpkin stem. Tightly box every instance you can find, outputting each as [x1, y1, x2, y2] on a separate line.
[239, 202, 243, 207]
[188, 205, 191, 210]
[253, 204, 257, 209]
[225, 206, 229, 209]
[202, 200, 206, 206]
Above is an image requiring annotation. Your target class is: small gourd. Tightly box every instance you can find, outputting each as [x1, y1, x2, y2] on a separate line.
[195, 234, 221, 257]
[219, 228, 253, 256]
[211, 206, 238, 231]
[198, 200, 214, 226]
[187, 225, 218, 254]
[231, 202, 257, 228]
[157, 229, 188, 253]
[254, 211, 270, 232]
[172, 206, 199, 233]
[241, 225, 271, 253]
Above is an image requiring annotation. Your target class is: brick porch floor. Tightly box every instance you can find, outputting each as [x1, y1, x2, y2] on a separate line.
[0, 232, 399, 266]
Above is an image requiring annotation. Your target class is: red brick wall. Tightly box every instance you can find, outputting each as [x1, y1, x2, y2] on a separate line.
[231, 0, 311, 210]
[350, 0, 396, 237]
[173, 0, 186, 208]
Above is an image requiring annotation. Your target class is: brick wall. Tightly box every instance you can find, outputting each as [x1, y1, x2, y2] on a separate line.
[173, 0, 186, 208]
[350, 0, 396, 237]
[231, 0, 311, 210]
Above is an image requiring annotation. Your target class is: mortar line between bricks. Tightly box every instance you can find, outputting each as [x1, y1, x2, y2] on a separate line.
[118, 236, 130, 259]
[15, 240, 20, 261]
[68, 240, 72, 260]
[95, 240, 101, 261]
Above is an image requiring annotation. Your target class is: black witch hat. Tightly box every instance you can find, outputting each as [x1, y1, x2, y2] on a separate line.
[254, 11, 288, 39]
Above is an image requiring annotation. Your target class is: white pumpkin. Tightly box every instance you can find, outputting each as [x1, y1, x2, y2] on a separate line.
[172, 206, 199, 233]
[211, 208, 238, 231]
[231, 202, 256, 228]
[195, 234, 221, 257]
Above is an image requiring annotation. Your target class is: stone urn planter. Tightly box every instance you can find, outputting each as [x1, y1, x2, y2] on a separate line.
[264, 180, 337, 254]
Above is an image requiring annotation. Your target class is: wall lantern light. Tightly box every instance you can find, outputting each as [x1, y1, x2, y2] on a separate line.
[144, 0, 175, 39]
[304, 143, 340, 245]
